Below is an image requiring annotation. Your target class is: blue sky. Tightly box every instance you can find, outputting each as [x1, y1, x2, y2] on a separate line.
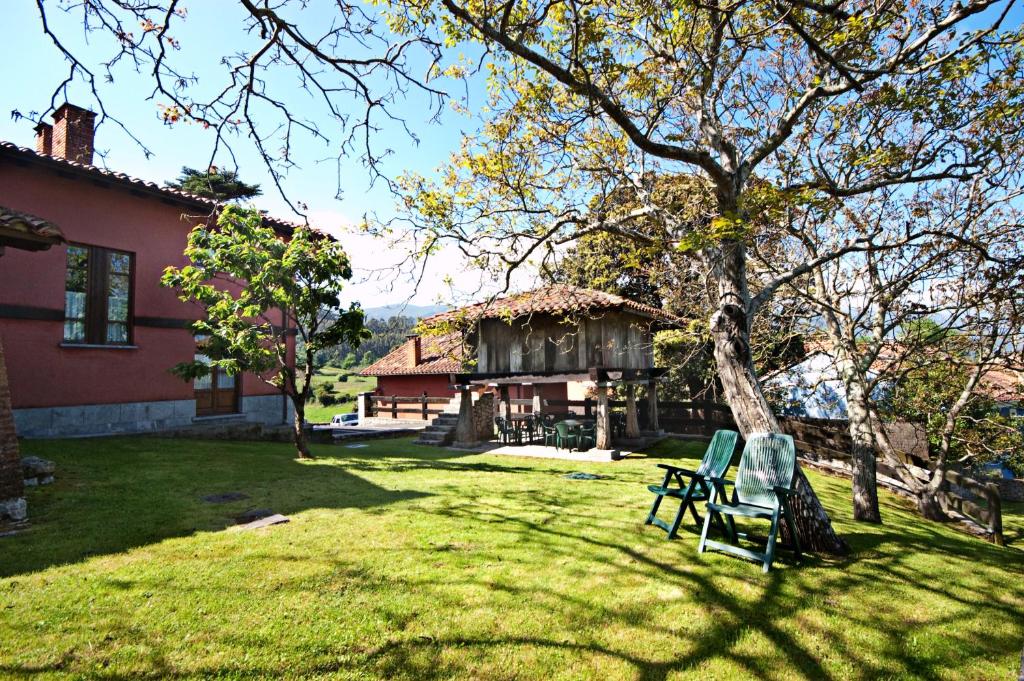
[0, 1, 494, 308]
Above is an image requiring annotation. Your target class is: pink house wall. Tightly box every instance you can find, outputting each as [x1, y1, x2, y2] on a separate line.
[0, 160, 288, 409]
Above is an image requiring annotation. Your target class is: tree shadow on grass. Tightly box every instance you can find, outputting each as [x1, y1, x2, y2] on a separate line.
[0, 436, 430, 578]
[348, 487, 1024, 681]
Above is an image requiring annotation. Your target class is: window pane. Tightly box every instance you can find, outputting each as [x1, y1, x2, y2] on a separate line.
[64, 291, 86, 320]
[194, 351, 212, 389]
[64, 320, 85, 343]
[218, 368, 235, 389]
[108, 252, 130, 274]
[103, 251, 132, 345]
[106, 323, 128, 344]
[108, 273, 129, 298]
[107, 294, 128, 322]
[64, 247, 89, 342]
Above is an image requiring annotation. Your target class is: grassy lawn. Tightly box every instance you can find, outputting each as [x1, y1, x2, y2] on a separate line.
[1, 437, 1022, 680]
[302, 366, 377, 423]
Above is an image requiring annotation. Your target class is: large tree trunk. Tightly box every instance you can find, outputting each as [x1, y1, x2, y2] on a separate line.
[291, 397, 313, 460]
[708, 239, 848, 554]
[841, 364, 882, 523]
[0, 335, 27, 521]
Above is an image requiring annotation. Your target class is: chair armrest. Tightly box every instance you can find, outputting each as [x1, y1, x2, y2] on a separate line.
[772, 485, 795, 498]
[656, 464, 701, 478]
[707, 476, 734, 488]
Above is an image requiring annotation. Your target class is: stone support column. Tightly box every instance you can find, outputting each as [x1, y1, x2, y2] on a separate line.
[647, 380, 661, 433]
[625, 383, 641, 438]
[454, 385, 478, 447]
[595, 385, 612, 450]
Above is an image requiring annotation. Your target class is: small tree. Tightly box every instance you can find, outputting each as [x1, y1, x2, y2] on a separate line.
[341, 352, 358, 370]
[360, 350, 375, 366]
[166, 166, 262, 202]
[162, 206, 368, 459]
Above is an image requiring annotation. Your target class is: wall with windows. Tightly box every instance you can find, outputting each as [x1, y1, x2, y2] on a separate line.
[0, 159, 288, 418]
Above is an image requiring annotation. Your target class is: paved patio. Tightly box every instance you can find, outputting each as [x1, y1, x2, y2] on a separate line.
[460, 442, 636, 462]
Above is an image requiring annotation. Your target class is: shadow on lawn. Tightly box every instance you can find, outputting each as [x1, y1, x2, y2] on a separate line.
[353, 486, 1024, 680]
[0, 436, 431, 579]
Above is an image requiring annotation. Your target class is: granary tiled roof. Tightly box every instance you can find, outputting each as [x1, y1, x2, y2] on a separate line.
[0, 141, 307, 237]
[421, 284, 680, 327]
[360, 333, 465, 377]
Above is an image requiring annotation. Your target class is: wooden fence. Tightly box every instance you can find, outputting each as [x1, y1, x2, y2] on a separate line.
[367, 395, 451, 420]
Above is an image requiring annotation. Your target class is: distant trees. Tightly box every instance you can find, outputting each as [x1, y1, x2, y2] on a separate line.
[166, 167, 262, 202]
[305, 316, 417, 368]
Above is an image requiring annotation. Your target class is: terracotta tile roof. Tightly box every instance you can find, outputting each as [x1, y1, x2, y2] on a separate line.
[0, 206, 65, 243]
[421, 284, 680, 327]
[980, 369, 1024, 404]
[360, 333, 465, 376]
[0, 141, 310, 237]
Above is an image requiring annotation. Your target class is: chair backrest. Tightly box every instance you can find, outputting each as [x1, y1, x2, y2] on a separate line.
[695, 429, 739, 479]
[734, 433, 796, 509]
[554, 422, 572, 437]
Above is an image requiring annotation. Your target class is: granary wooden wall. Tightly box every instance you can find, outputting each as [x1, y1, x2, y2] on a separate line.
[472, 311, 654, 373]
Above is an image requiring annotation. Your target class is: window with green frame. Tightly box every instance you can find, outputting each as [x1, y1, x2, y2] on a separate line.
[63, 245, 134, 345]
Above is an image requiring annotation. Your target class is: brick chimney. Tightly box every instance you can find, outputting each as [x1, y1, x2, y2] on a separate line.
[45, 103, 96, 164]
[34, 122, 53, 155]
[407, 334, 422, 367]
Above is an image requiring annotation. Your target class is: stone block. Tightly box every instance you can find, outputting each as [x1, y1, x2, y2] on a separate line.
[12, 408, 53, 437]
[0, 497, 27, 522]
[146, 401, 177, 422]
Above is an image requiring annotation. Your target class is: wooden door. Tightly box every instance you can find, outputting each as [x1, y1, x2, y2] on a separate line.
[194, 352, 239, 416]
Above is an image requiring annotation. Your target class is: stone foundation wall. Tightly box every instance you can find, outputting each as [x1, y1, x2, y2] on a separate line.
[14, 399, 197, 438]
[14, 394, 292, 438]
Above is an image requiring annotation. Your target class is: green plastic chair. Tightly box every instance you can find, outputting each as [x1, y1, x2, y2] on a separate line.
[541, 423, 558, 447]
[698, 432, 802, 573]
[645, 429, 738, 539]
[579, 423, 596, 450]
[554, 422, 579, 451]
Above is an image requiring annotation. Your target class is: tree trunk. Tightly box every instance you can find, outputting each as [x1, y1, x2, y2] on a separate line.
[0, 334, 27, 521]
[708, 239, 848, 554]
[291, 397, 313, 459]
[842, 368, 882, 523]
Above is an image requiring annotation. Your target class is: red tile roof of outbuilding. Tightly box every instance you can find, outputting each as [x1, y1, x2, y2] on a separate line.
[361, 333, 465, 377]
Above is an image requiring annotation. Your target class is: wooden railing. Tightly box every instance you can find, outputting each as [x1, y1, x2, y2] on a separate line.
[368, 395, 451, 420]
[940, 470, 1004, 546]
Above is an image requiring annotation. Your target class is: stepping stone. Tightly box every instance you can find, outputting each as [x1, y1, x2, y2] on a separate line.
[344, 443, 369, 449]
[236, 514, 290, 531]
[234, 508, 274, 524]
[563, 472, 609, 480]
[202, 492, 250, 504]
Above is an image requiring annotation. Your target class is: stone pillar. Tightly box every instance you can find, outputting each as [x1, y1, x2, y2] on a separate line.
[0, 336, 27, 521]
[454, 386, 478, 447]
[625, 383, 641, 438]
[357, 391, 373, 423]
[647, 380, 661, 433]
[595, 385, 612, 450]
[499, 385, 512, 421]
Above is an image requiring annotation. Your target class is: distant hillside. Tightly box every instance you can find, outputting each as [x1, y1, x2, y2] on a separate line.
[362, 303, 450, 320]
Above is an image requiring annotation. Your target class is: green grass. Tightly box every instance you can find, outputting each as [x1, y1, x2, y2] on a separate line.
[1, 437, 1022, 680]
[301, 366, 377, 423]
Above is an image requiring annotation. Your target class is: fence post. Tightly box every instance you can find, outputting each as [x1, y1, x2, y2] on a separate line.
[358, 392, 373, 422]
[987, 482, 1004, 546]
[422, 392, 429, 420]
[391, 395, 397, 419]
